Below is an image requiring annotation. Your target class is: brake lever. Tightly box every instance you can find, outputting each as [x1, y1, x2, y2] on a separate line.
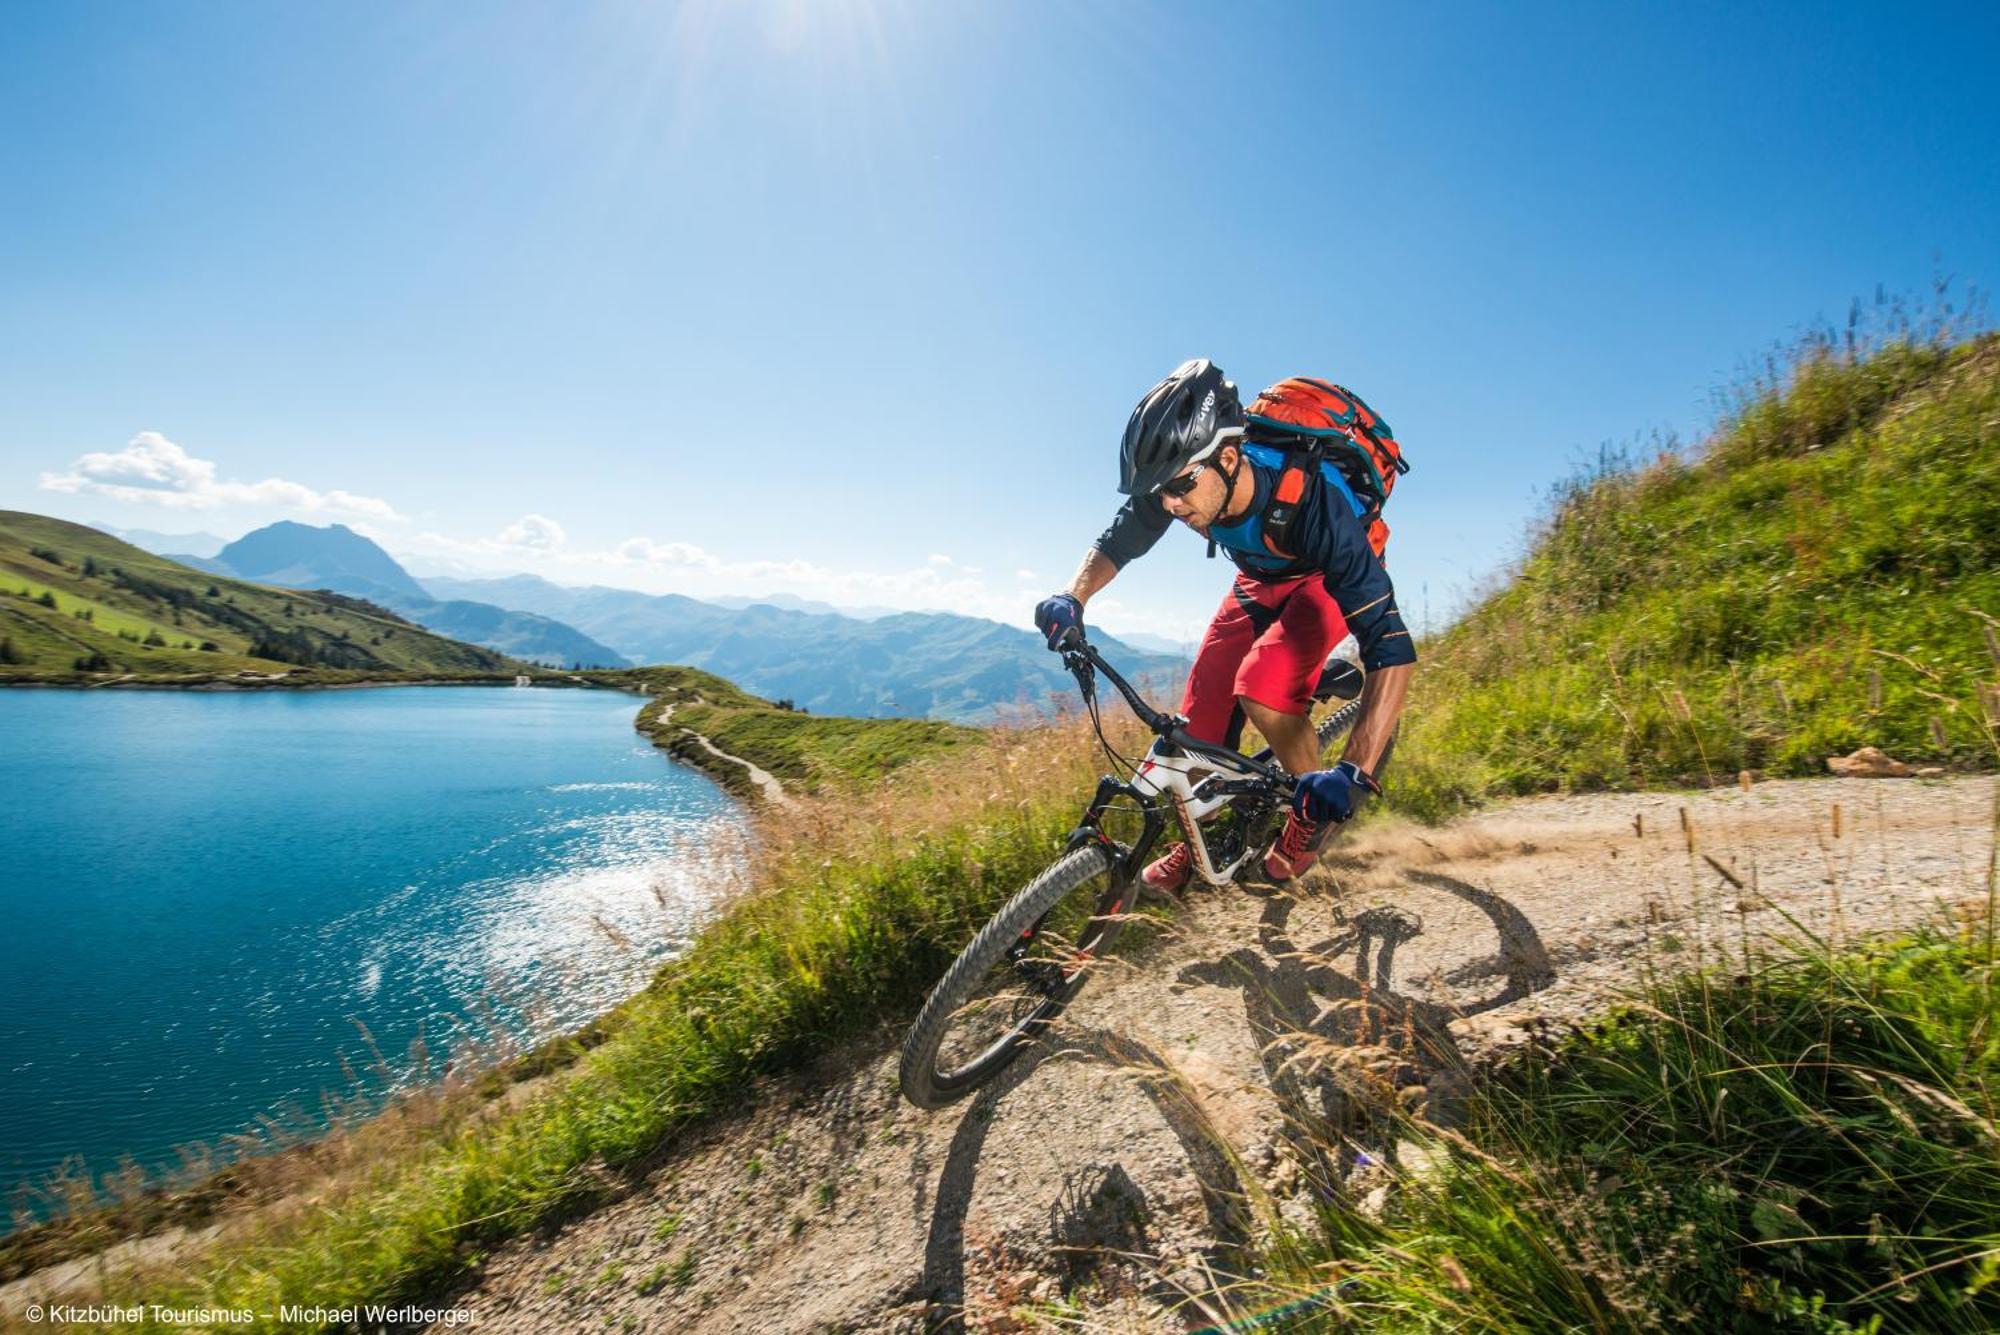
[1057, 632, 1096, 701]
[1065, 655, 1096, 702]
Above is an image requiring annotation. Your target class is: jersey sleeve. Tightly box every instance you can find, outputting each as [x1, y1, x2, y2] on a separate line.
[1297, 481, 1417, 671]
[1092, 492, 1172, 569]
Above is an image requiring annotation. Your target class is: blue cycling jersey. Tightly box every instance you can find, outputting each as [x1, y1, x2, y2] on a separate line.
[1092, 449, 1415, 672]
[1203, 443, 1366, 575]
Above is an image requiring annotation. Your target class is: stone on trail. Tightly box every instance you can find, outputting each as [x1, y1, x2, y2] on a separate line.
[1826, 746, 1913, 778]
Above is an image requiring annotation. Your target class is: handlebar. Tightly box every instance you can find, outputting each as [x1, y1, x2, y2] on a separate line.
[1057, 629, 1171, 732]
[1056, 629, 1293, 790]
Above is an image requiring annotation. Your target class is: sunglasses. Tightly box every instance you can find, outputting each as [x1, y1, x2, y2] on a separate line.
[1154, 462, 1208, 499]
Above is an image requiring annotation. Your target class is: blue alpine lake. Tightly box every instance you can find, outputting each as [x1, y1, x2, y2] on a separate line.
[0, 685, 738, 1218]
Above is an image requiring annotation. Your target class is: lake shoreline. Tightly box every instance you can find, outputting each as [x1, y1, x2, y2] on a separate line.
[0, 681, 740, 1269]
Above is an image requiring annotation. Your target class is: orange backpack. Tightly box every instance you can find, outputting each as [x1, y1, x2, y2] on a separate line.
[1246, 377, 1408, 558]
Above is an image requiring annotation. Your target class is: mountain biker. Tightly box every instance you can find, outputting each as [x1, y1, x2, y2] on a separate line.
[1034, 358, 1416, 888]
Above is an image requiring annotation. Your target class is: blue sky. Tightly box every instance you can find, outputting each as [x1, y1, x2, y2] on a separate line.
[4, 1, 1996, 643]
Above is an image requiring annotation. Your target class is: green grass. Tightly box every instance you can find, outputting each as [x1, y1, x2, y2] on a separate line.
[1251, 918, 2000, 1334]
[595, 663, 980, 796]
[5, 574, 189, 646]
[0, 510, 528, 679]
[1387, 334, 2000, 822]
[671, 706, 981, 790]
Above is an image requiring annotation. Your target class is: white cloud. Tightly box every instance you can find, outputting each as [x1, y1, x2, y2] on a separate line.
[394, 523, 1204, 641]
[614, 536, 720, 568]
[39, 431, 402, 521]
[497, 513, 567, 551]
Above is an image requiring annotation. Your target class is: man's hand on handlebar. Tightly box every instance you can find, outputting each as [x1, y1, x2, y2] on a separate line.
[1293, 760, 1381, 826]
[1033, 592, 1084, 650]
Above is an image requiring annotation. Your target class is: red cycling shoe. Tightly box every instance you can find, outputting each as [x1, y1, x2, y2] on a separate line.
[1262, 809, 1328, 882]
[1141, 841, 1194, 894]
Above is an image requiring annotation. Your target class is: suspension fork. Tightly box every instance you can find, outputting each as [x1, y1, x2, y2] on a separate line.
[1062, 774, 1167, 884]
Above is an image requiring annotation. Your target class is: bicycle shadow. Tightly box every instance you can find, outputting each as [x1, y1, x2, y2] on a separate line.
[911, 1026, 1253, 1332]
[1178, 868, 1554, 1199]
[910, 871, 1553, 1330]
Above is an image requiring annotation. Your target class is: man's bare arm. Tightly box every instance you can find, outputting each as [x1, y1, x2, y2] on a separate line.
[1065, 549, 1121, 607]
[1340, 661, 1412, 778]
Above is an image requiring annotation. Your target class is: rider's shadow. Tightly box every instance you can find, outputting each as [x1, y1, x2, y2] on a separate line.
[1178, 870, 1554, 1200]
[914, 1027, 1253, 1333]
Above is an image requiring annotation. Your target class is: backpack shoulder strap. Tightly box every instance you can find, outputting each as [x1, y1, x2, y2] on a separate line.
[1260, 443, 1316, 560]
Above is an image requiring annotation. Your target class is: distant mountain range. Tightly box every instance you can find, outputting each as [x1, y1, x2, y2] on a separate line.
[422, 573, 1187, 721]
[75, 518, 1188, 719]
[705, 592, 900, 620]
[90, 524, 230, 560]
[187, 523, 630, 668]
[1113, 629, 1200, 658]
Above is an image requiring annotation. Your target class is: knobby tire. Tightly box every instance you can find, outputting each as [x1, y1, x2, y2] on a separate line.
[898, 844, 1125, 1109]
[1315, 697, 1363, 756]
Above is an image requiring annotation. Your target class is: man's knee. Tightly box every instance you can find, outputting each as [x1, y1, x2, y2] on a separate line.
[1237, 693, 1303, 728]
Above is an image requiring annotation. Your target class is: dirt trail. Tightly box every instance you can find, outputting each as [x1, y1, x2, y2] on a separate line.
[686, 733, 794, 808]
[653, 699, 795, 806]
[397, 773, 1995, 1334]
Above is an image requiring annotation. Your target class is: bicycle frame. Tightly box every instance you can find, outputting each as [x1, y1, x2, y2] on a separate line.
[1057, 635, 1295, 891]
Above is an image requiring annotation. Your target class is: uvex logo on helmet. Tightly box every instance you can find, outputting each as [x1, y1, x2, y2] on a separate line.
[1192, 389, 1216, 441]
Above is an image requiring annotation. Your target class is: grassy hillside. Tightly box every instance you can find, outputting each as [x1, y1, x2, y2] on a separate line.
[1256, 921, 2000, 1334]
[591, 665, 981, 796]
[16, 334, 1994, 1326]
[1393, 334, 2000, 818]
[0, 511, 522, 681]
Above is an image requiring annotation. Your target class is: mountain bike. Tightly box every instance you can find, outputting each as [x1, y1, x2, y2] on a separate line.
[898, 630, 1377, 1110]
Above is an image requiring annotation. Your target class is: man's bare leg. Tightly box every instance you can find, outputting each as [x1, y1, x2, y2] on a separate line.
[1240, 696, 1319, 778]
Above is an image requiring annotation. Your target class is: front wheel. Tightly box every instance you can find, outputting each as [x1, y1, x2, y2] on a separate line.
[899, 844, 1129, 1109]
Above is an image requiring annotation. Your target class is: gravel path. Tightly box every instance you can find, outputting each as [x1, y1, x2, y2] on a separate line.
[685, 732, 794, 808]
[645, 698, 795, 807]
[405, 774, 1988, 1332]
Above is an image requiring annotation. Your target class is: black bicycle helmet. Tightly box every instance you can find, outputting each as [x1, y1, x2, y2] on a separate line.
[1118, 358, 1246, 496]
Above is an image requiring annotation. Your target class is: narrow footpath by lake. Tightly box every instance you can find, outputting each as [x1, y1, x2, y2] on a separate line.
[0, 686, 739, 1220]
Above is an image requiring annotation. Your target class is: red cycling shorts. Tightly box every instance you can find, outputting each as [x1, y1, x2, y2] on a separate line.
[1180, 571, 1347, 749]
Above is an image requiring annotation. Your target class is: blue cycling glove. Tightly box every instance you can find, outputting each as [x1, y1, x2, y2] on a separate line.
[1033, 592, 1084, 650]
[1293, 760, 1381, 825]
